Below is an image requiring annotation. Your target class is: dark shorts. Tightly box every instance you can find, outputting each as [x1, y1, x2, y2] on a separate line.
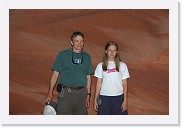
[57, 86, 88, 115]
[97, 95, 128, 115]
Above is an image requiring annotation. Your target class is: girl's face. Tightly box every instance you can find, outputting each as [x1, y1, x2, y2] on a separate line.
[105, 45, 118, 61]
[71, 35, 84, 53]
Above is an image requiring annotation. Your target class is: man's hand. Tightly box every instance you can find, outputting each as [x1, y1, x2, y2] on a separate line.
[45, 93, 53, 104]
[86, 95, 90, 108]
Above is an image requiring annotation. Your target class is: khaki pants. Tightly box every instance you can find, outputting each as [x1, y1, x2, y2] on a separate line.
[57, 86, 88, 115]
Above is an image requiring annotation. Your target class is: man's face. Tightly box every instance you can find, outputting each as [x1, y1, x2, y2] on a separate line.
[71, 35, 84, 52]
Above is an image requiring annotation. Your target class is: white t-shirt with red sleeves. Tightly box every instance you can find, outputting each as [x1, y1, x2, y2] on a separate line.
[94, 61, 130, 96]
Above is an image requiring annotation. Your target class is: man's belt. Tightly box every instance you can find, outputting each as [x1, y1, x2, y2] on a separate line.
[62, 85, 84, 90]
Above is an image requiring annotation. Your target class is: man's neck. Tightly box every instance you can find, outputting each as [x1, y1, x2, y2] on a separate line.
[72, 48, 82, 53]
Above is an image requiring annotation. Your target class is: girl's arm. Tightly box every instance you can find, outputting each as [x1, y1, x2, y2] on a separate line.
[93, 78, 102, 111]
[121, 79, 128, 112]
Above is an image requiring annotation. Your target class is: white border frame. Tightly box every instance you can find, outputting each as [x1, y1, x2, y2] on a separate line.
[0, 0, 179, 125]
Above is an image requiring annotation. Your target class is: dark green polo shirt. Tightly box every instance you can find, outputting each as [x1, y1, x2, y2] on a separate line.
[52, 49, 93, 87]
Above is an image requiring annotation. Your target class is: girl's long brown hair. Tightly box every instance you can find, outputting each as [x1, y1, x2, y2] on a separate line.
[102, 41, 121, 72]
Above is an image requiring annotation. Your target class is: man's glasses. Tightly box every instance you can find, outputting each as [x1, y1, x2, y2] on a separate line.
[72, 51, 83, 65]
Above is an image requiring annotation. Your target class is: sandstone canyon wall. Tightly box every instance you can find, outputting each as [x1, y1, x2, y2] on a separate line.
[9, 9, 169, 115]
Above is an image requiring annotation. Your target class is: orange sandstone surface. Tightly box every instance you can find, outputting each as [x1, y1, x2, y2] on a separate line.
[9, 9, 169, 115]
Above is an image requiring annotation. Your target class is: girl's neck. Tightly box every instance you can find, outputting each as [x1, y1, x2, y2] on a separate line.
[108, 59, 115, 61]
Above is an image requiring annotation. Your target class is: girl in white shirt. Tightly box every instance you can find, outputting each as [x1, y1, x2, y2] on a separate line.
[94, 41, 130, 115]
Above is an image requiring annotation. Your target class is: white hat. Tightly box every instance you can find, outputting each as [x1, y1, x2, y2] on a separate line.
[43, 100, 57, 115]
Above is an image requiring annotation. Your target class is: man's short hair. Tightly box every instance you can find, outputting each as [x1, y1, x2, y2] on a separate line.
[71, 31, 84, 41]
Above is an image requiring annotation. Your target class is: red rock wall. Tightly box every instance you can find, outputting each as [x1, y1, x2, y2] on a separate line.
[9, 9, 169, 115]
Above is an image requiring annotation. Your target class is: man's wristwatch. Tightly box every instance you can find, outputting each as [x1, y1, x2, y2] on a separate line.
[87, 93, 91, 97]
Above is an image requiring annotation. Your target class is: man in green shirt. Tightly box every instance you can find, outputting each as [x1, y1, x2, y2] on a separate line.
[45, 31, 94, 115]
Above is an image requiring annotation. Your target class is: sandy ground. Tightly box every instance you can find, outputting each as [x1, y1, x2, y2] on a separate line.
[9, 9, 169, 115]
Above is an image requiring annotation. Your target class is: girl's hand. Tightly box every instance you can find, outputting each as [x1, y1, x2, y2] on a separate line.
[93, 101, 98, 112]
[121, 101, 127, 112]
